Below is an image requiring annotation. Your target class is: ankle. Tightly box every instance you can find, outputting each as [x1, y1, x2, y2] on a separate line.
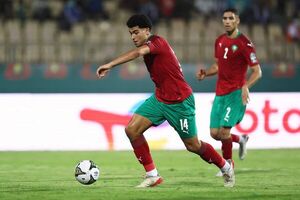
[146, 168, 158, 177]
[220, 161, 230, 173]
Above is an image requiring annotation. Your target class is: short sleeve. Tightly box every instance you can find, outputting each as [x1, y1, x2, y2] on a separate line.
[146, 37, 164, 55]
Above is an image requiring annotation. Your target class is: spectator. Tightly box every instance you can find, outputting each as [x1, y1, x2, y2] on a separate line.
[32, 0, 52, 22]
[78, 0, 109, 21]
[286, 18, 300, 43]
[256, 0, 271, 25]
[173, 0, 195, 22]
[226, 0, 250, 14]
[119, 0, 139, 13]
[138, 0, 159, 25]
[158, 0, 175, 18]
[194, 0, 225, 18]
[15, 0, 28, 25]
[58, 0, 84, 31]
[0, 0, 14, 20]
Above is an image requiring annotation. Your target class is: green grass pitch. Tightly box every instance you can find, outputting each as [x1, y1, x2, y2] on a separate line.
[0, 149, 300, 200]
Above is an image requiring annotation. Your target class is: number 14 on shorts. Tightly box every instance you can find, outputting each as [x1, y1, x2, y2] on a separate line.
[180, 119, 189, 134]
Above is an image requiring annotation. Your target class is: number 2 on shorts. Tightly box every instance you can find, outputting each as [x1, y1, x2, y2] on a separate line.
[224, 107, 231, 122]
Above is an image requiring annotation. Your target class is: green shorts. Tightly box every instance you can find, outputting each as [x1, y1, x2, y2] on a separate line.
[135, 94, 197, 139]
[210, 89, 246, 128]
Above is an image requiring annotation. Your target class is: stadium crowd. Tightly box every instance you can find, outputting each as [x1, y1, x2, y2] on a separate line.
[0, 0, 299, 63]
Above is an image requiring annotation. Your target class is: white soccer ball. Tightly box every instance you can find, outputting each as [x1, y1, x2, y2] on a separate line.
[75, 160, 100, 185]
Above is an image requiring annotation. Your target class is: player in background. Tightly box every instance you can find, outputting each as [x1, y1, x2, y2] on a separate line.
[197, 8, 262, 176]
[97, 14, 235, 188]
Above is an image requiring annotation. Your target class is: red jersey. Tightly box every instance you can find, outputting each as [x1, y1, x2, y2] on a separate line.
[215, 33, 259, 95]
[144, 35, 192, 104]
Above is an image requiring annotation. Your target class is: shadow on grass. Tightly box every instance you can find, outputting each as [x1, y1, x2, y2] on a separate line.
[235, 168, 274, 175]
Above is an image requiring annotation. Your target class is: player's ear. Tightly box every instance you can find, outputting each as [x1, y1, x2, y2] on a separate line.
[236, 15, 240, 25]
[146, 27, 151, 33]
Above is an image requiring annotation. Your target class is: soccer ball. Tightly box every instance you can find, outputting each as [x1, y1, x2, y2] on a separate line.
[75, 160, 100, 185]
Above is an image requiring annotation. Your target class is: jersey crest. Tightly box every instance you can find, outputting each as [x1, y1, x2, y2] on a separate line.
[231, 44, 238, 52]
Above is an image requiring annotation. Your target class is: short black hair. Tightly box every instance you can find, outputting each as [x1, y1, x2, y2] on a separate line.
[126, 14, 152, 30]
[223, 8, 239, 15]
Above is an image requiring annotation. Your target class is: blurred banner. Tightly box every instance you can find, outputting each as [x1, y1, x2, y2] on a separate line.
[0, 93, 299, 151]
[0, 63, 299, 93]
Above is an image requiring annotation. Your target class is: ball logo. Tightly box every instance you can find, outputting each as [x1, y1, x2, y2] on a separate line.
[75, 167, 84, 175]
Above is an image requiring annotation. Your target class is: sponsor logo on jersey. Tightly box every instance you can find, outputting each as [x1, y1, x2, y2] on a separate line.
[250, 52, 257, 63]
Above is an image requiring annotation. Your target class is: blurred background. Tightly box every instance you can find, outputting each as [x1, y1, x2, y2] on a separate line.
[0, 0, 299, 93]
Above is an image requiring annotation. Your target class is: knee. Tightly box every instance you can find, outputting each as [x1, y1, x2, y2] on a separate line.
[219, 129, 231, 140]
[210, 131, 221, 141]
[125, 125, 136, 140]
[125, 124, 144, 141]
[185, 142, 201, 154]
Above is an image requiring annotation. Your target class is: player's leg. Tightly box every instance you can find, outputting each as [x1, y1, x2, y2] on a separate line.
[231, 133, 249, 160]
[209, 128, 232, 178]
[125, 114, 163, 187]
[237, 134, 249, 160]
[210, 128, 221, 141]
[182, 137, 235, 187]
[231, 133, 240, 143]
[210, 94, 232, 141]
[210, 127, 233, 167]
[125, 114, 155, 174]
[210, 96, 233, 161]
[182, 137, 225, 168]
[223, 89, 248, 160]
[230, 112, 249, 159]
[128, 95, 165, 187]
[163, 94, 227, 169]
[164, 94, 235, 187]
[210, 95, 233, 177]
[218, 89, 247, 160]
[219, 127, 233, 162]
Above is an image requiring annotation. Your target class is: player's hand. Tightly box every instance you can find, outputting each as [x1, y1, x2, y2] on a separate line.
[241, 85, 250, 105]
[196, 69, 206, 80]
[96, 64, 111, 79]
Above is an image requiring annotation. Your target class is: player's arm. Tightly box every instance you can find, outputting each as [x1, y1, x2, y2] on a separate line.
[245, 64, 262, 88]
[241, 64, 262, 105]
[196, 60, 218, 80]
[198, 38, 220, 80]
[96, 45, 150, 78]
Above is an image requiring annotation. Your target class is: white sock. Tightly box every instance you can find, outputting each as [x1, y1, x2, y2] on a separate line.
[220, 161, 230, 173]
[146, 168, 158, 177]
[238, 135, 244, 144]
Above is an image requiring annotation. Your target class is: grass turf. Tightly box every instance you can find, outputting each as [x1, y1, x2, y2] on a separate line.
[0, 149, 300, 200]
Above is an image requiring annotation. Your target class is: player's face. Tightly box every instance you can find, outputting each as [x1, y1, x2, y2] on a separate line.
[129, 26, 150, 47]
[222, 12, 239, 33]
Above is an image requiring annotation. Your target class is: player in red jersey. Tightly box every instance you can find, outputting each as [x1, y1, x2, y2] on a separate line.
[197, 8, 262, 175]
[97, 14, 235, 187]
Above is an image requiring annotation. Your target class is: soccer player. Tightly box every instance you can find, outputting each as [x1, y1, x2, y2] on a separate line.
[197, 8, 262, 175]
[97, 14, 235, 187]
